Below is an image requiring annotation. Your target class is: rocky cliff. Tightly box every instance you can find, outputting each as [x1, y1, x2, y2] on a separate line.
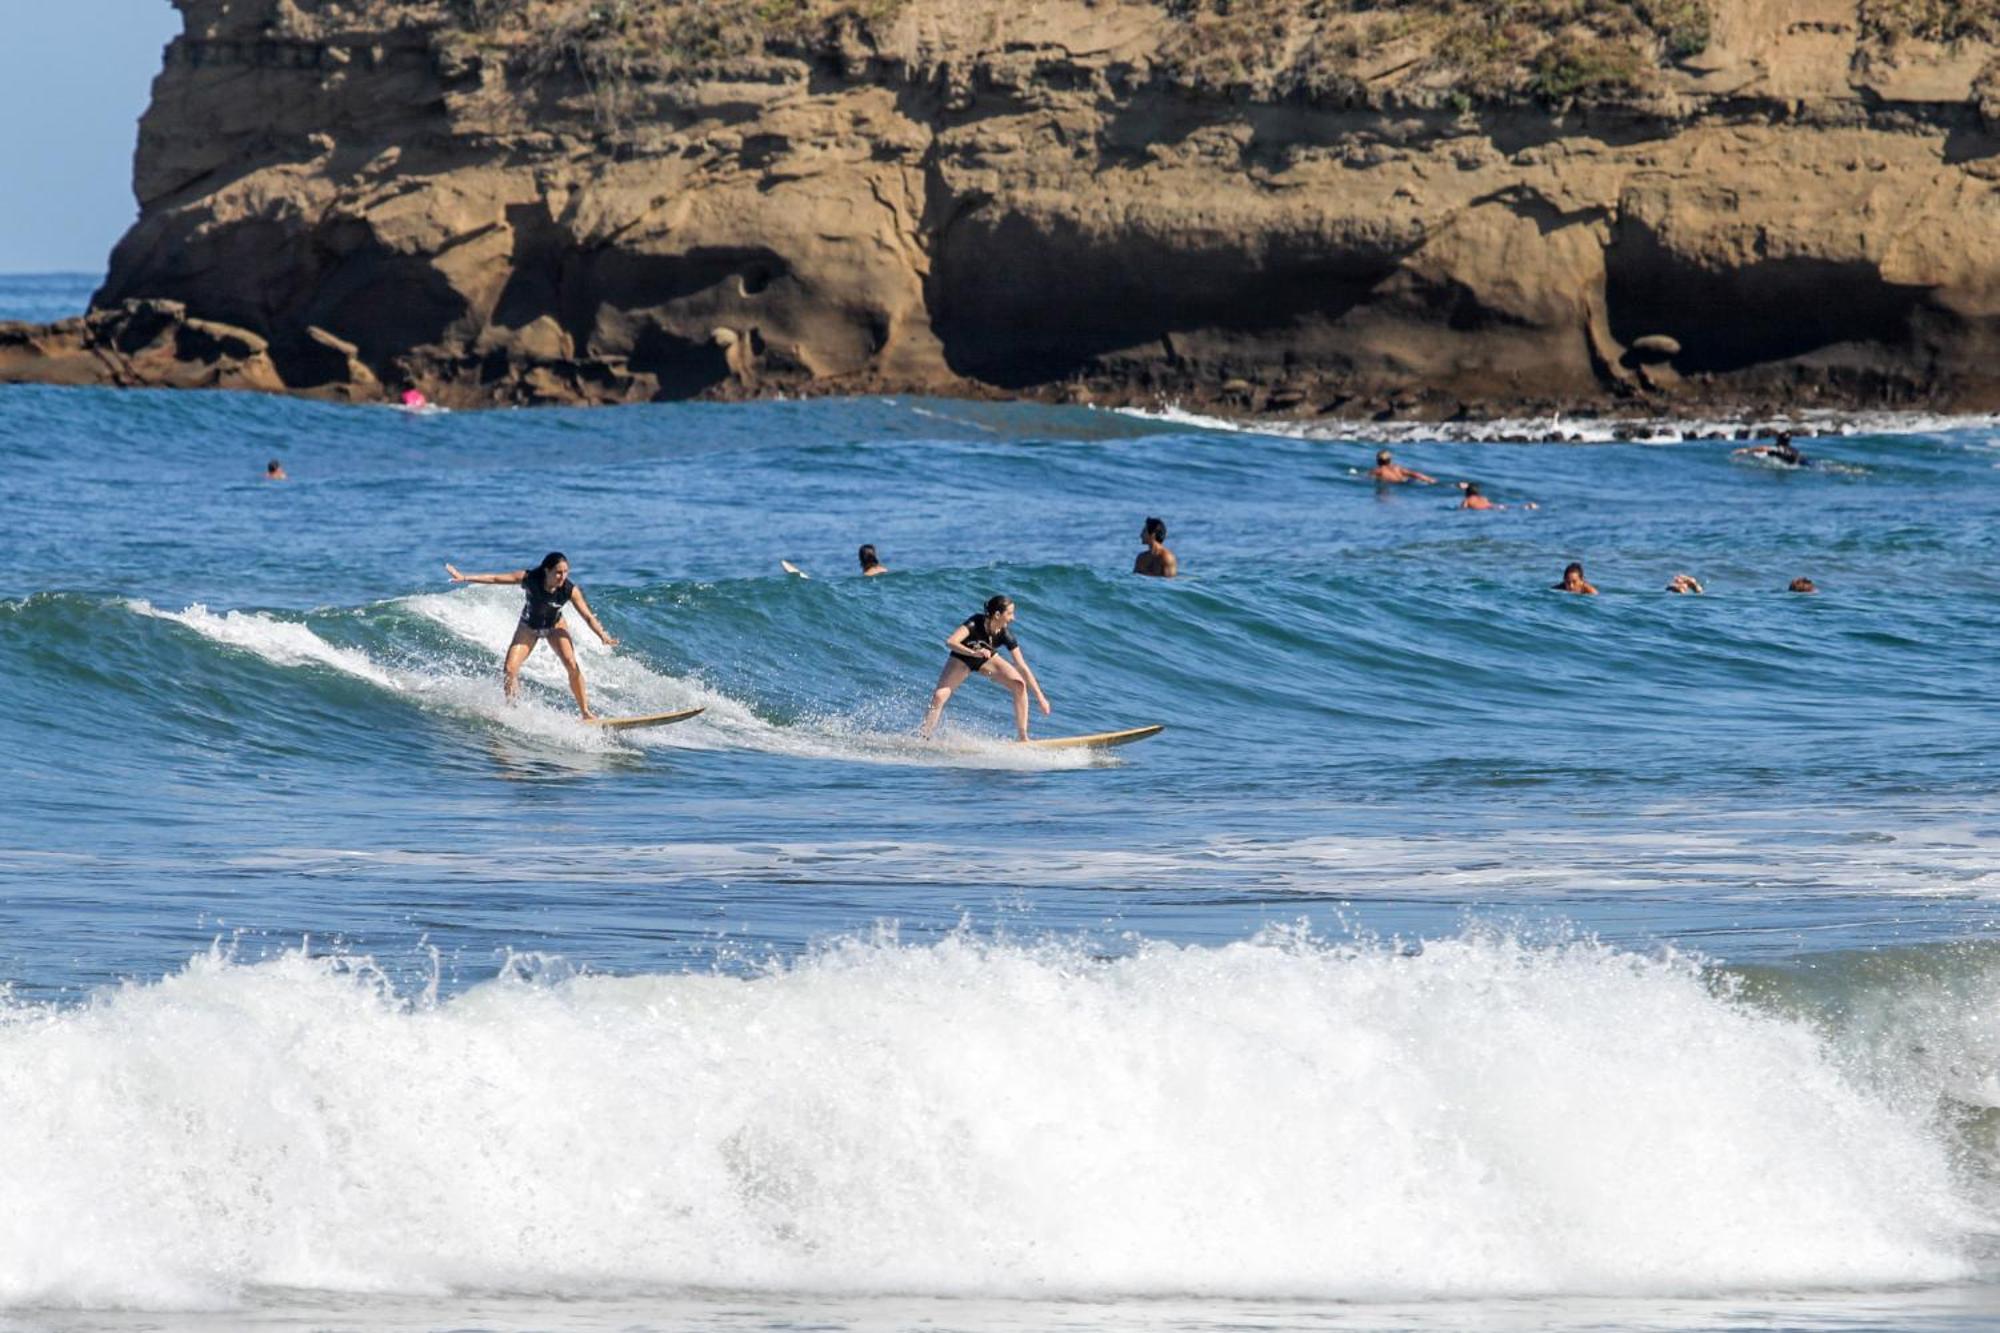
[7, 0, 2000, 419]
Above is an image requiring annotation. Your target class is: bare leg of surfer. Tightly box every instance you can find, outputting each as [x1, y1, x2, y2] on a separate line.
[549, 627, 594, 719]
[985, 658, 1031, 741]
[502, 626, 537, 705]
[921, 657, 972, 738]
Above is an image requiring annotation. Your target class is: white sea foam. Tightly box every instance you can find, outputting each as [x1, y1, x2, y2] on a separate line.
[130, 599, 622, 752]
[132, 600, 401, 689]
[1110, 404, 2000, 445]
[0, 935, 1979, 1310]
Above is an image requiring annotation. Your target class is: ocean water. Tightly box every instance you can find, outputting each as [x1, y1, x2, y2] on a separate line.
[3, 271, 2000, 1330]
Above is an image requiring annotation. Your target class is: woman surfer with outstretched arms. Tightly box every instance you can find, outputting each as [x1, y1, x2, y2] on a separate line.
[920, 594, 1051, 742]
[444, 552, 617, 719]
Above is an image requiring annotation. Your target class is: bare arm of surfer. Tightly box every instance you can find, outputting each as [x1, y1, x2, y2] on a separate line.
[944, 625, 991, 659]
[568, 587, 618, 647]
[445, 563, 527, 584]
[1008, 646, 1052, 715]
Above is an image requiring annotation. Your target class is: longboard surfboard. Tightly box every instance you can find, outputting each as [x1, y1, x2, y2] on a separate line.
[584, 707, 705, 731]
[780, 560, 809, 578]
[1022, 724, 1164, 750]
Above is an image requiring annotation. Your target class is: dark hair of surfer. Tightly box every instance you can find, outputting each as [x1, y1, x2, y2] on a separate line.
[1143, 517, 1167, 541]
[537, 551, 567, 578]
[984, 594, 1012, 617]
[858, 544, 878, 569]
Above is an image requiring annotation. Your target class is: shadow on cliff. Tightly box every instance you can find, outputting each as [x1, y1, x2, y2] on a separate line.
[927, 206, 1406, 387]
[1605, 221, 1929, 375]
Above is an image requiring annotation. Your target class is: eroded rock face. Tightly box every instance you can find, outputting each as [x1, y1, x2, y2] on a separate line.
[9, 0, 2000, 417]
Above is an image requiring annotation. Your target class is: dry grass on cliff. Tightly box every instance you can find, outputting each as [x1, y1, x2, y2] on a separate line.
[1862, 0, 2000, 43]
[453, 0, 899, 68]
[450, 0, 1711, 110]
[1158, 0, 1710, 103]
[447, 0, 904, 126]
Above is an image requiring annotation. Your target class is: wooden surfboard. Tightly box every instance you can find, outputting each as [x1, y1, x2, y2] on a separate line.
[584, 707, 705, 731]
[1022, 724, 1164, 750]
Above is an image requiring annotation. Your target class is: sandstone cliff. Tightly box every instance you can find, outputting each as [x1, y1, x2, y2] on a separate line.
[7, 0, 2000, 418]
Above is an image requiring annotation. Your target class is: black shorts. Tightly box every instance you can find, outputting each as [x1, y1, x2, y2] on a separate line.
[520, 616, 566, 639]
[951, 652, 996, 673]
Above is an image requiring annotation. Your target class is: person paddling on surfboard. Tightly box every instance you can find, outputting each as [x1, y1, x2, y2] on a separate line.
[443, 552, 617, 720]
[920, 594, 1051, 742]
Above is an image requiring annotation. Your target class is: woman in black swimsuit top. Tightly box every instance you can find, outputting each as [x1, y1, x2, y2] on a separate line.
[952, 610, 1017, 665]
[520, 571, 576, 631]
[442, 551, 619, 719]
[920, 594, 1052, 743]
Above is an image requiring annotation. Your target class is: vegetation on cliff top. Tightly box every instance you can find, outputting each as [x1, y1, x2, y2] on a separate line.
[448, 0, 1710, 107]
[1157, 0, 1710, 103]
[444, 0, 2000, 106]
[451, 0, 898, 68]
[1861, 0, 2000, 44]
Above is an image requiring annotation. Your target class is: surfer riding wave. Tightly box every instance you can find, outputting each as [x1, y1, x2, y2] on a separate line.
[444, 552, 617, 719]
[920, 594, 1051, 743]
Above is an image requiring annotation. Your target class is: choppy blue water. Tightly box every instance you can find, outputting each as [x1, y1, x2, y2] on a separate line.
[4, 272, 2000, 1330]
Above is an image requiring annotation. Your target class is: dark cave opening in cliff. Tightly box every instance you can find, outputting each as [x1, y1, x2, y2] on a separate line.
[928, 210, 1403, 388]
[1604, 225, 1930, 376]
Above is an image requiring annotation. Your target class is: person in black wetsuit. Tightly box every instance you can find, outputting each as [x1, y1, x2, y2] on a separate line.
[919, 594, 1051, 742]
[443, 551, 618, 719]
[1734, 430, 1807, 467]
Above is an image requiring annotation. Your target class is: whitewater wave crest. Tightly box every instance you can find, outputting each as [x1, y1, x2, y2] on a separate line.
[0, 933, 1980, 1309]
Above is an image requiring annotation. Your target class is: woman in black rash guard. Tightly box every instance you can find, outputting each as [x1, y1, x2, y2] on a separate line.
[920, 594, 1051, 742]
[443, 551, 618, 719]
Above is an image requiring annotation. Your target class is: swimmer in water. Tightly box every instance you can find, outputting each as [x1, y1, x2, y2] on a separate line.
[1666, 572, 1705, 594]
[1554, 562, 1598, 595]
[858, 544, 888, 576]
[1458, 481, 1499, 510]
[919, 594, 1051, 742]
[443, 552, 618, 719]
[1370, 450, 1436, 484]
[1789, 576, 1818, 594]
[1734, 430, 1806, 467]
[264, 459, 287, 481]
[1456, 481, 1535, 511]
[1134, 517, 1178, 578]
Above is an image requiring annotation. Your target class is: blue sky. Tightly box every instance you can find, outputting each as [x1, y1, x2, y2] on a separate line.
[0, 2, 182, 274]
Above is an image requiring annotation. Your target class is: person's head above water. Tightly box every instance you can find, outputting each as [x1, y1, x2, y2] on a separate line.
[1562, 562, 1584, 580]
[1376, 450, 1393, 465]
[858, 544, 881, 571]
[536, 551, 569, 585]
[1142, 517, 1168, 544]
[1789, 576, 1817, 593]
[1462, 481, 1482, 496]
